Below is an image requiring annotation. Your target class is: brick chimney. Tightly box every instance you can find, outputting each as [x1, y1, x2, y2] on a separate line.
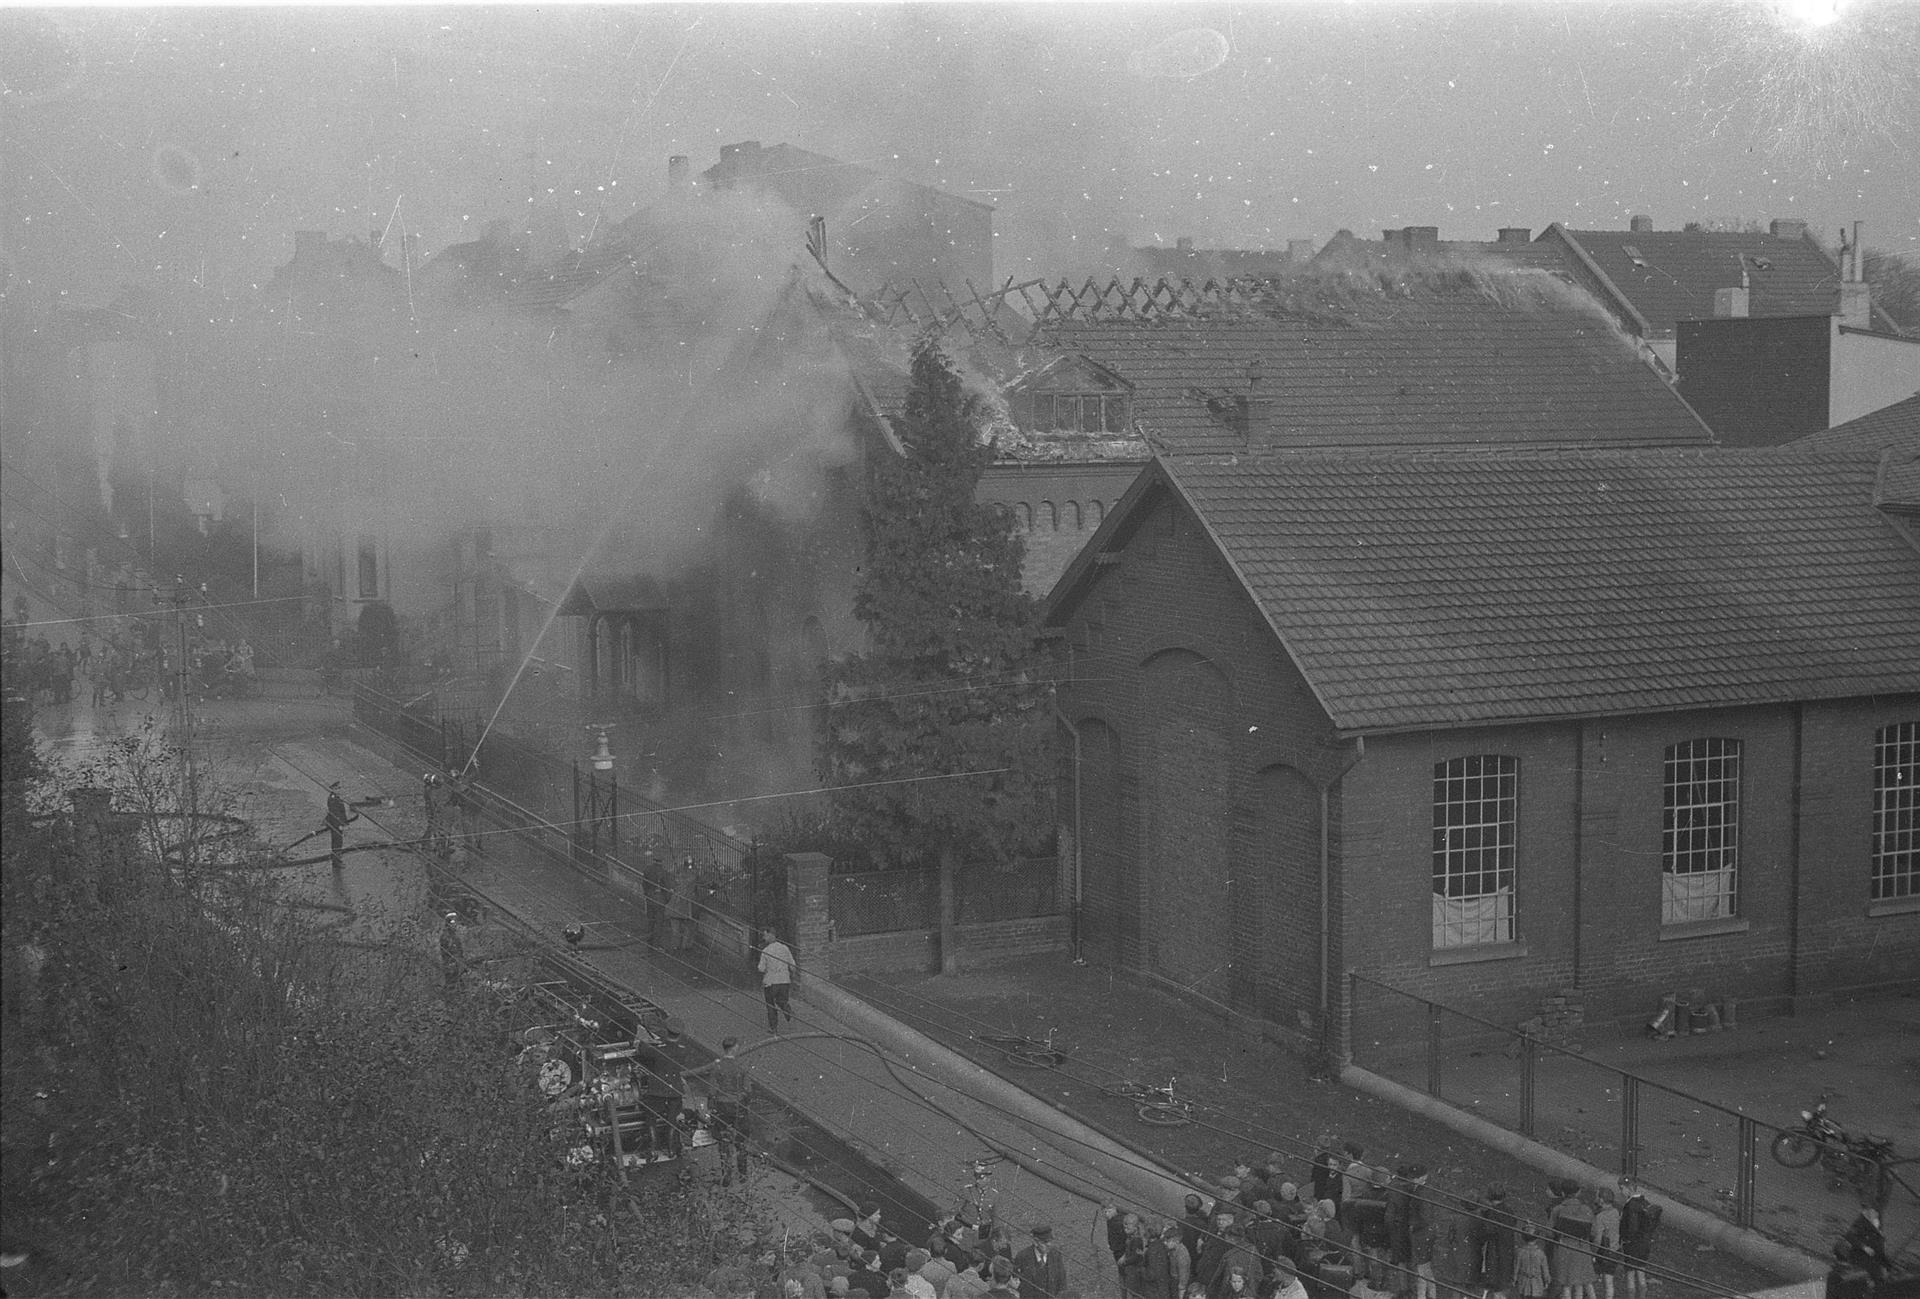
[1402, 226, 1440, 246]
[667, 154, 690, 189]
[1770, 218, 1807, 241]
[1243, 358, 1274, 449]
[1286, 239, 1315, 264]
[1630, 214, 1654, 233]
[1497, 227, 1531, 244]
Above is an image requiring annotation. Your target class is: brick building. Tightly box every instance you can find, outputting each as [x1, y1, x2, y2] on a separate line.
[1043, 400, 1920, 1048]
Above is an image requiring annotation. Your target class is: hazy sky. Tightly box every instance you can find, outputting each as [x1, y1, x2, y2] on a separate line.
[3, 1, 1917, 312]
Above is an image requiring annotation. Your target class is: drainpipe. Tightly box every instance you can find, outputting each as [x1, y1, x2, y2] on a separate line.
[1322, 735, 1366, 1053]
[1051, 695, 1084, 965]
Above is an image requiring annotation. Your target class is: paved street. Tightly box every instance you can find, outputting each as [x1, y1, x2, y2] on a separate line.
[32, 679, 1895, 1295]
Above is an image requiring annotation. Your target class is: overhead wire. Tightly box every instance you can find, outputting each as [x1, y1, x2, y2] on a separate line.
[260, 742, 1090, 1237]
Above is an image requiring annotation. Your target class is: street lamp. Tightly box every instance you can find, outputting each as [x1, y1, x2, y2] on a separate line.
[575, 723, 618, 861]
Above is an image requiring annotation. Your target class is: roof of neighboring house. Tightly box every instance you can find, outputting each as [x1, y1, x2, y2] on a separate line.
[1048, 437, 1920, 734]
[1313, 228, 1571, 276]
[1789, 394, 1920, 518]
[1036, 274, 1711, 451]
[1789, 392, 1920, 453]
[1541, 224, 1900, 336]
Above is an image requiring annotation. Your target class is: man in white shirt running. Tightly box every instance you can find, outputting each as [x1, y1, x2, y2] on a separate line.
[758, 927, 797, 1033]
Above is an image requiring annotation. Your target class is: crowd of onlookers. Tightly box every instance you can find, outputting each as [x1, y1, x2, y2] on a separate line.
[690, 1132, 1899, 1299]
[2, 625, 251, 706]
[1084, 1147, 1666, 1299]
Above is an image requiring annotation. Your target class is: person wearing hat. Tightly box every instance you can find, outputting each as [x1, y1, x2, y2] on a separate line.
[851, 1203, 885, 1254]
[1013, 1224, 1067, 1298]
[631, 1018, 689, 1160]
[668, 852, 699, 952]
[1546, 1180, 1597, 1299]
[1311, 1139, 1344, 1209]
[1614, 1180, 1660, 1299]
[685, 1035, 753, 1185]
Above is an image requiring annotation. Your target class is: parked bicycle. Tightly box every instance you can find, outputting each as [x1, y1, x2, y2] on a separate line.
[971, 1027, 1068, 1070]
[1100, 1076, 1195, 1127]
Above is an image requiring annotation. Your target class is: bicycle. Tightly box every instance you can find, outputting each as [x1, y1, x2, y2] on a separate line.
[1100, 1076, 1196, 1127]
[970, 1027, 1069, 1070]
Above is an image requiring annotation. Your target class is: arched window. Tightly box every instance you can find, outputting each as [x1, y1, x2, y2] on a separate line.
[1066, 501, 1083, 530]
[1040, 500, 1058, 531]
[1014, 502, 1033, 532]
[1431, 755, 1518, 948]
[1089, 499, 1105, 527]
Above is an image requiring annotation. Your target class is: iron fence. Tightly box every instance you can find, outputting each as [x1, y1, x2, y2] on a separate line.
[354, 685, 755, 916]
[830, 858, 1060, 937]
[1346, 972, 1917, 1267]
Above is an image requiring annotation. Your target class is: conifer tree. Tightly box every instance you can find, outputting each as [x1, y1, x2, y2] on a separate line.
[820, 334, 1055, 970]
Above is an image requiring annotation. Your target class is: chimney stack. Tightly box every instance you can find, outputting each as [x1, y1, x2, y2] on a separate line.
[1176, 236, 1194, 253]
[1497, 227, 1531, 245]
[667, 154, 690, 190]
[1630, 214, 1654, 233]
[1286, 239, 1315, 264]
[1839, 223, 1871, 326]
[1769, 218, 1807, 241]
[1402, 226, 1440, 246]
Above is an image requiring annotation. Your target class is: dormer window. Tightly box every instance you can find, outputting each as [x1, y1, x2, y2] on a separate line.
[1008, 355, 1132, 435]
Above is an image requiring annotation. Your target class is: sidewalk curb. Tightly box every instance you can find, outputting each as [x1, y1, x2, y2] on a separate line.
[803, 978, 1203, 1214]
[1339, 1064, 1826, 1283]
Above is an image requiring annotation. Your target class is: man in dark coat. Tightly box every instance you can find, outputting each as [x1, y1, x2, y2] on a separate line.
[1469, 1184, 1520, 1299]
[324, 782, 358, 870]
[1013, 1225, 1067, 1298]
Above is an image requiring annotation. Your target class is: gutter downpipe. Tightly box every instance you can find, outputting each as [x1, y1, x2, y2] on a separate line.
[1052, 694, 1084, 964]
[1322, 734, 1365, 1054]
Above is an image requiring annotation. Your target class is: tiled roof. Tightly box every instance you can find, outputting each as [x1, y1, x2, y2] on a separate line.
[1041, 282, 1710, 451]
[1060, 443, 1920, 733]
[1551, 227, 1852, 335]
[1789, 392, 1920, 454]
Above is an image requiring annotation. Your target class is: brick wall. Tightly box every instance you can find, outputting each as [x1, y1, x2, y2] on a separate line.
[1676, 315, 1830, 446]
[826, 916, 1070, 976]
[1057, 487, 1354, 1040]
[1052, 483, 1920, 1052]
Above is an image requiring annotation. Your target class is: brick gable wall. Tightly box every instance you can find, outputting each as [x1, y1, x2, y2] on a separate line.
[1054, 486, 1920, 1050]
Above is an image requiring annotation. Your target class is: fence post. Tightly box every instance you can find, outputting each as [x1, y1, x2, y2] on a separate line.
[1736, 1115, 1756, 1229]
[1427, 1001, 1443, 1098]
[1620, 1073, 1640, 1179]
[784, 853, 832, 981]
[1519, 1033, 1537, 1138]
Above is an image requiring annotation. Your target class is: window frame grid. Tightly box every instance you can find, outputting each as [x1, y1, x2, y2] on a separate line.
[1872, 722, 1918, 902]
[1430, 754, 1518, 949]
[1661, 738, 1742, 924]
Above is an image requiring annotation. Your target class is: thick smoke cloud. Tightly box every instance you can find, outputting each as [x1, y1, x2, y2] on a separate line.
[158, 188, 860, 591]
